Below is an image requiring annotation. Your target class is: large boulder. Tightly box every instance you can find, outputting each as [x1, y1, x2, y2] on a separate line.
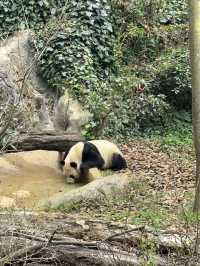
[54, 91, 90, 134]
[0, 30, 90, 135]
[45, 174, 133, 208]
[0, 30, 53, 131]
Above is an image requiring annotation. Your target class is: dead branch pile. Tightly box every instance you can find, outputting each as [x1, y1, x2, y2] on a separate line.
[0, 212, 195, 266]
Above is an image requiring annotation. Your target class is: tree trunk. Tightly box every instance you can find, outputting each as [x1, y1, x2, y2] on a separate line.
[188, 1, 200, 213]
[2, 130, 82, 153]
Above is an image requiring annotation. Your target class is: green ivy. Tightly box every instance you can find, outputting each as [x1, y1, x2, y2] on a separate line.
[35, 0, 115, 84]
[34, 0, 117, 137]
[0, 0, 62, 39]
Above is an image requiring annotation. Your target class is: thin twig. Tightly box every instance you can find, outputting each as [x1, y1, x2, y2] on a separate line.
[0, 231, 97, 247]
[47, 227, 58, 246]
[0, 232, 47, 243]
[52, 240, 97, 247]
[104, 226, 145, 242]
[0, 243, 44, 266]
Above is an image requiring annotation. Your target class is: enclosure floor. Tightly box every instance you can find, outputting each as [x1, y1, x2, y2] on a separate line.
[0, 150, 80, 209]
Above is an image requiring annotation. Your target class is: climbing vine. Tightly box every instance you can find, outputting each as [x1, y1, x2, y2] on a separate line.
[34, 0, 117, 137]
[0, 0, 60, 39]
[35, 0, 115, 89]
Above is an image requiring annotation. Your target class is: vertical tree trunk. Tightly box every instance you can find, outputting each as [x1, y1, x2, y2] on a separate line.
[188, 0, 200, 213]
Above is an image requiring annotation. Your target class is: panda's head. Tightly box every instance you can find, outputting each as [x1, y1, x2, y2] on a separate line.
[63, 160, 80, 181]
[63, 142, 84, 182]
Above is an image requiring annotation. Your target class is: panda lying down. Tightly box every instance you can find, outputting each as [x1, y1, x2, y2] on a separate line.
[60, 140, 127, 183]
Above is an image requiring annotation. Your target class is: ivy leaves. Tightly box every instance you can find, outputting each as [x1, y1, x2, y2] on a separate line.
[0, 0, 59, 39]
[33, 0, 116, 135]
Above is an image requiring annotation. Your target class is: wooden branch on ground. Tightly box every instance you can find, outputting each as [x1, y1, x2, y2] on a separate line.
[0, 244, 140, 266]
[3, 130, 83, 153]
[0, 213, 192, 265]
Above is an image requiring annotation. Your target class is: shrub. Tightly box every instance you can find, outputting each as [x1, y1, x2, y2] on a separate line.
[91, 74, 169, 138]
[161, 0, 188, 24]
[150, 48, 191, 110]
[112, 0, 188, 64]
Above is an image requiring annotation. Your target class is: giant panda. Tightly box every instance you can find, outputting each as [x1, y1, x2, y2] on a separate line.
[62, 140, 127, 183]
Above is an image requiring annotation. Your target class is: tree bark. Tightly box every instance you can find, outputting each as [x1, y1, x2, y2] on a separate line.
[188, 0, 200, 213]
[2, 130, 82, 153]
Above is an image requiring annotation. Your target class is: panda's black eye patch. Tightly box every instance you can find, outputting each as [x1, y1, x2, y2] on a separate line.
[70, 162, 77, 168]
[60, 160, 65, 165]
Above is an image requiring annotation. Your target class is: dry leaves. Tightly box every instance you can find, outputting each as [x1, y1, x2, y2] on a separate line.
[120, 140, 195, 207]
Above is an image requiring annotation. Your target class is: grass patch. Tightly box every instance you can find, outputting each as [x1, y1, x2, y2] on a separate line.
[69, 180, 173, 229]
[137, 111, 193, 163]
[55, 202, 82, 213]
[131, 208, 168, 229]
[177, 192, 200, 225]
[60, 180, 195, 232]
[178, 206, 200, 225]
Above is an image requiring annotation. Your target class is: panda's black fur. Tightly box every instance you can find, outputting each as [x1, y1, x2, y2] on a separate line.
[61, 141, 127, 170]
[81, 141, 127, 172]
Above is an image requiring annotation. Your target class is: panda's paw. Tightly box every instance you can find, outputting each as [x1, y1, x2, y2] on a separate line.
[88, 168, 102, 182]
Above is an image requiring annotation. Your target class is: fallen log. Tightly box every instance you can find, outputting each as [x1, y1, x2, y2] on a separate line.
[2, 130, 83, 153]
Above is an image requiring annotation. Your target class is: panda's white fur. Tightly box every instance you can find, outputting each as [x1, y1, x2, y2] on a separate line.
[63, 140, 126, 183]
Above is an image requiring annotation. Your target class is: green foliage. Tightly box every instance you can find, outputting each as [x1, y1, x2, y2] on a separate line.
[103, 75, 169, 137]
[112, 0, 188, 27]
[0, 0, 191, 138]
[81, 74, 169, 138]
[132, 208, 168, 228]
[35, 0, 115, 87]
[34, 0, 118, 137]
[150, 48, 191, 110]
[0, 0, 60, 39]
[142, 112, 192, 153]
[111, 0, 190, 136]
[112, 0, 188, 64]
[161, 0, 188, 24]
[55, 202, 81, 213]
[177, 192, 200, 225]
[178, 207, 200, 225]
[139, 236, 157, 264]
